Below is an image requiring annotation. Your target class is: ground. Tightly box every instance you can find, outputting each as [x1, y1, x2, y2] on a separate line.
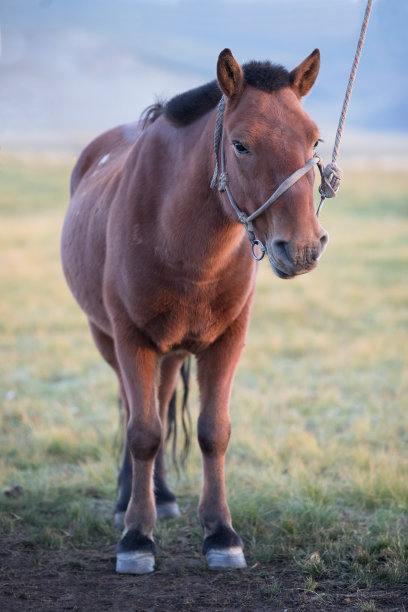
[1, 530, 407, 612]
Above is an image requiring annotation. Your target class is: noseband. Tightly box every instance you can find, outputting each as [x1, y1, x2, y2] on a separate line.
[211, 96, 341, 261]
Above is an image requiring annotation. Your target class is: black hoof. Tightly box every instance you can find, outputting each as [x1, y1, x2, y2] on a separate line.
[116, 528, 156, 575]
[203, 525, 246, 570]
[202, 524, 243, 554]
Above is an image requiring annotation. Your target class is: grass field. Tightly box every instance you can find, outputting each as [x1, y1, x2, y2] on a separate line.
[0, 153, 407, 610]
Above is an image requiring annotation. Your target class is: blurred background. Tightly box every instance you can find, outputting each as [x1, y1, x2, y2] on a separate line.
[1, 3, 408, 605]
[1, 0, 407, 166]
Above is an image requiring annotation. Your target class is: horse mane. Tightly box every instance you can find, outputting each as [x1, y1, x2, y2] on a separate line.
[164, 81, 222, 128]
[160, 61, 291, 128]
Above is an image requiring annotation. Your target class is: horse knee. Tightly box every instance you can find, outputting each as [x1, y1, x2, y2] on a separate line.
[127, 418, 162, 461]
[197, 415, 231, 457]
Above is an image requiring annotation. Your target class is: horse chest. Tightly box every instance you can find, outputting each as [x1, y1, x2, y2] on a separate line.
[130, 278, 249, 354]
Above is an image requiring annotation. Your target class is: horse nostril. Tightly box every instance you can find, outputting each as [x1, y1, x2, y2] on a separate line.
[319, 231, 329, 253]
[273, 240, 290, 263]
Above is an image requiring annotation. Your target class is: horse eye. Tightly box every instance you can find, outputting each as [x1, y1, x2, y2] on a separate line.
[233, 141, 250, 155]
[314, 138, 323, 148]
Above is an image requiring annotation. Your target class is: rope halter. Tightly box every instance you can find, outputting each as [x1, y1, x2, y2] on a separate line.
[211, 96, 341, 261]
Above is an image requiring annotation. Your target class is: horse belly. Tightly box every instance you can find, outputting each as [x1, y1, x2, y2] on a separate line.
[62, 176, 124, 334]
[62, 126, 144, 334]
[61, 198, 109, 333]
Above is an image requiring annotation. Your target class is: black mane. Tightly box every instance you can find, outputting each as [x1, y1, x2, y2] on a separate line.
[163, 61, 291, 127]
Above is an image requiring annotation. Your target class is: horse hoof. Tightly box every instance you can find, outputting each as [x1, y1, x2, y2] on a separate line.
[116, 550, 155, 574]
[156, 501, 181, 520]
[114, 511, 125, 531]
[206, 547, 247, 570]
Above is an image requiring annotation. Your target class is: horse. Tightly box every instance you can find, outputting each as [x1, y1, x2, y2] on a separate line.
[61, 48, 328, 574]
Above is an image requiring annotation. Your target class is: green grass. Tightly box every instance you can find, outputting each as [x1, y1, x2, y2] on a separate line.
[0, 153, 407, 595]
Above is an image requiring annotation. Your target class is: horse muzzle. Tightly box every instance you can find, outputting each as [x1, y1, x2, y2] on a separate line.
[266, 231, 329, 279]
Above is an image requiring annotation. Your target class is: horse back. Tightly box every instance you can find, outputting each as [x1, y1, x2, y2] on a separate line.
[70, 122, 142, 196]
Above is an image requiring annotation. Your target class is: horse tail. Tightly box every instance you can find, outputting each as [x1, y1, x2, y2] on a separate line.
[166, 357, 192, 471]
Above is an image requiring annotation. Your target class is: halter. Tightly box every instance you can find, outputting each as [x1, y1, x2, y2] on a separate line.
[210, 96, 341, 261]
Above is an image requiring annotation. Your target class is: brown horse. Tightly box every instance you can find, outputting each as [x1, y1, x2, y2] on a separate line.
[61, 48, 328, 574]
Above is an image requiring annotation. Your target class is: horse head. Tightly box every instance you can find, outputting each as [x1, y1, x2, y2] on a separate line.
[216, 48, 329, 279]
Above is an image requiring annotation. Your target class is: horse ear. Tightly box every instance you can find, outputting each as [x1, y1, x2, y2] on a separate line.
[217, 48, 244, 100]
[290, 49, 320, 98]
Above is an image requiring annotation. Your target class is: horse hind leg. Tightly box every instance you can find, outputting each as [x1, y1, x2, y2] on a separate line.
[88, 322, 131, 530]
[113, 395, 132, 530]
[154, 352, 189, 519]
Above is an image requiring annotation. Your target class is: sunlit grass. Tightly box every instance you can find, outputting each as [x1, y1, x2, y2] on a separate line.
[0, 154, 407, 591]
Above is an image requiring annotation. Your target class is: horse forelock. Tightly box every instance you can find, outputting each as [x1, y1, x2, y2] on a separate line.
[159, 61, 291, 128]
[242, 61, 290, 93]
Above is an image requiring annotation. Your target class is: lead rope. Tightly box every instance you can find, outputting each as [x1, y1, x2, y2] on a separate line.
[317, 0, 373, 215]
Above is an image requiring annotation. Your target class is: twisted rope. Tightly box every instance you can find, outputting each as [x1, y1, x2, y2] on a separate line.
[332, 0, 373, 164]
[318, 0, 373, 206]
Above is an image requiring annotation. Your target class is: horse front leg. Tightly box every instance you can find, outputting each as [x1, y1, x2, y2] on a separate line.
[113, 325, 162, 575]
[196, 303, 251, 570]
